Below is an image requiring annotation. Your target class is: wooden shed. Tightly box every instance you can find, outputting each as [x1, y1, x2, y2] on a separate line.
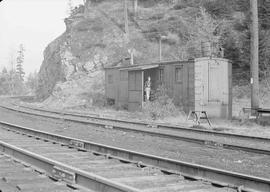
[105, 57, 232, 119]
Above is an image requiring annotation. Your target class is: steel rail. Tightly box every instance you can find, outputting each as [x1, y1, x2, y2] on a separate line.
[1, 104, 270, 156]
[0, 121, 270, 192]
[12, 104, 270, 144]
[0, 140, 141, 192]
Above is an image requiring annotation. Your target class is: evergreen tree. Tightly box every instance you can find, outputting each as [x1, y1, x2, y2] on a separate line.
[0, 68, 9, 95]
[203, 0, 270, 81]
[67, 0, 74, 16]
[16, 44, 25, 81]
[26, 71, 39, 93]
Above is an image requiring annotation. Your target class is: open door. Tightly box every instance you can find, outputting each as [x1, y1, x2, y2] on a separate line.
[128, 70, 143, 111]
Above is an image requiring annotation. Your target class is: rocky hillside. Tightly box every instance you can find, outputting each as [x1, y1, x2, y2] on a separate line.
[36, 0, 269, 109]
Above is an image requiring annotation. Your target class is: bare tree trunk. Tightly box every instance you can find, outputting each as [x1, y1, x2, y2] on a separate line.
[250, 0, 259, 109]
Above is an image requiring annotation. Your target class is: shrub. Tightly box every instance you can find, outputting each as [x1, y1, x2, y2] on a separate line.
[149, 13, 165, 20]
[92, 93, 106, 107]
[142, 85, 180, 120]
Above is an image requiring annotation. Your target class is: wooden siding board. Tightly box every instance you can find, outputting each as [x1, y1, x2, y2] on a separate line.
[194, 58, 232, 118]
[128, 71, 143, 111]
[119, 70, 128, 106]
[189, 62, 195, 111]
[168, 64, 174, 97]
[160, 61, 194, 113]
[208, 62, 220, 101]
[105, 69, 117, 99]
[228, 61, 232, 119]
[128, 91, 142, 101]
[114, 70, 119, 105]
[173, 65, 183, 106]
[119, 81, 128, 101]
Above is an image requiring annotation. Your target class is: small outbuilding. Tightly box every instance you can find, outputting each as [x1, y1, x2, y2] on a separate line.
[105, 57, 232, 119]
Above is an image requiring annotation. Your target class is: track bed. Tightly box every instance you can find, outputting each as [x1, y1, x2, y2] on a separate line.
[0, 127, 234, 192]
[0, 153, 87, 192]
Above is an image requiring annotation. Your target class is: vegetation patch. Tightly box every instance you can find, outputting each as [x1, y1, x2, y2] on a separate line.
[142, 86, 181, 120]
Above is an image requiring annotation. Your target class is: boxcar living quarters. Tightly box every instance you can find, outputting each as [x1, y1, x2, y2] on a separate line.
[105, 57, 232, 119]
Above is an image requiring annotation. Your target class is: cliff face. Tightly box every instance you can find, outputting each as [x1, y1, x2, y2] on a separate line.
[36, 0, 203, 106]
[36, 35, 66, 99]
[37, 1, 131, 100]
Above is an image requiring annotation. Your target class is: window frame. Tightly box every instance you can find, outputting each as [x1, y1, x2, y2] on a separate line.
[175, 65, 183, 83]
[159, 67, 164, 84]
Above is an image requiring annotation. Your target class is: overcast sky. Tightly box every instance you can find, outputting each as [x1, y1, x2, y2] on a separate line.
[0, 0, 83, 75]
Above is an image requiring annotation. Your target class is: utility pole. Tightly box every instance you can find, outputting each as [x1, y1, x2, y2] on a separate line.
[159, 35, 166, 61]
[133, 0, 138, 18]
[124, 0, 129, 42]
[250, 0, 259, 109]
[83, 0, 89, 18]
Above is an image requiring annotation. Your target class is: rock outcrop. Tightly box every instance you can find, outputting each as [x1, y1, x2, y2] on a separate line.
[37, 34, 67, 99]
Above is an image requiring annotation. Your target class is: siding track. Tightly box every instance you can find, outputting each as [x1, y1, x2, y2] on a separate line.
[0, 153, 84, 192]
[1, 104, 270, 156]
[0, 121, 269, 192]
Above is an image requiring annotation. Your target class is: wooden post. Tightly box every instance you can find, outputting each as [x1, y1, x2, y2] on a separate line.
[130, 49, 134, 65]
[141, 71, 144, 106]
[159, 36, 166, 61]
[250, 0, 259, 109]
[124, 0, 129, 42]
[159, 38, 162, 61]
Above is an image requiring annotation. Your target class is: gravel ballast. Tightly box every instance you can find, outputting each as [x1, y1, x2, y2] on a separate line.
[0, 107, 269, 179]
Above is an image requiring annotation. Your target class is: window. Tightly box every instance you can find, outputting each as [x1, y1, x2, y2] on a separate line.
[108, 74, 113, 84]
[159, 68, 164, 83]
[175, 66, 183, 83]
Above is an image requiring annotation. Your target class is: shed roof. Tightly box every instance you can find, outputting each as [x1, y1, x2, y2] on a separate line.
[104, 60, 193, 70]
[119, 64, 159, 71]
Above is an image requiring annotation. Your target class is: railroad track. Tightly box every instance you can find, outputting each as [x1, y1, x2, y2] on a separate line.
[1, 103, 270, 156]
[0, 131, 140, 192]
[0, 121, 270, 192]
[0, 153, 86, 192]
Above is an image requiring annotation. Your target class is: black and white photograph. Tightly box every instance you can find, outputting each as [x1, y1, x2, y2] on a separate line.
[0, 0, 270, 191]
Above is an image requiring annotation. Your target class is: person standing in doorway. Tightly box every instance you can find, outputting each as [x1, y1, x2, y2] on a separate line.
[145, 76, 151, 101]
